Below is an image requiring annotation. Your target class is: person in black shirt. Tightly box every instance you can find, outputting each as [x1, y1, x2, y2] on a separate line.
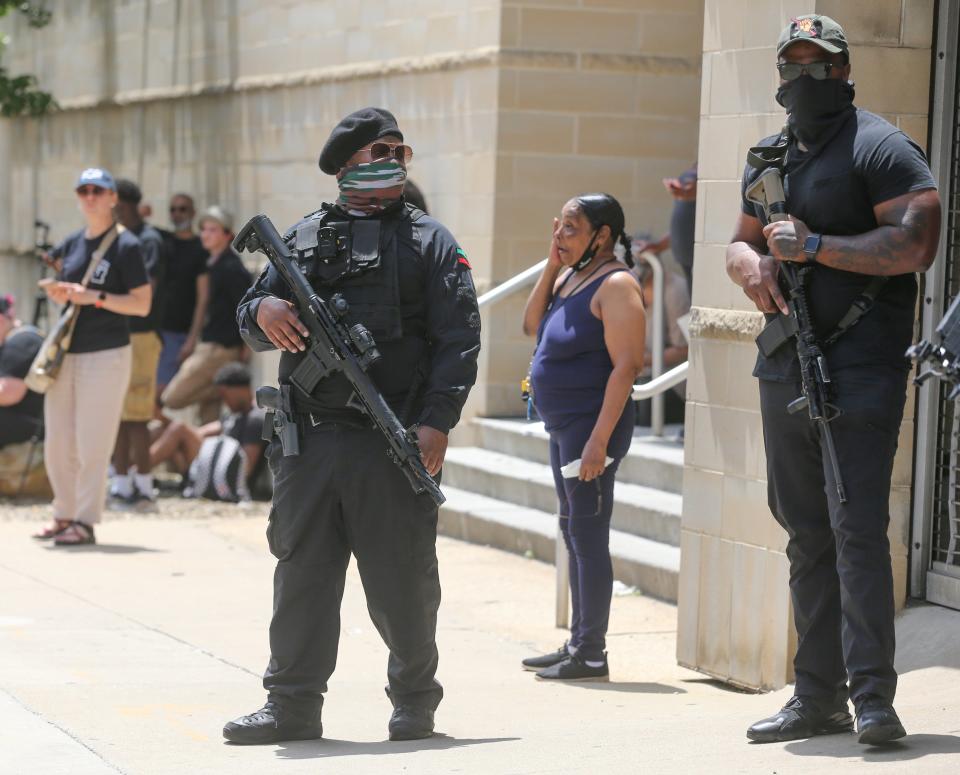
[34, 167, 150, 546]
[149, 362, 266, 483]
[726, 16, 941, 746]
[0, 294, 44, 448]
[110, 179, 167, 505]
[161, 206, 251, 423]
[224, 107, 480, 745]
[157, 194, 209, 397]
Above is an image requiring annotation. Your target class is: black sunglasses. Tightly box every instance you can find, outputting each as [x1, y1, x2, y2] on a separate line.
[777, 61, 835, 81]
[170, 205, 192, 213]
[76, 185, 106, 196]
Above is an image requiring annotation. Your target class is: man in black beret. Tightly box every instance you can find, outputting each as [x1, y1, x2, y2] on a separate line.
[225, 108, 481, 744]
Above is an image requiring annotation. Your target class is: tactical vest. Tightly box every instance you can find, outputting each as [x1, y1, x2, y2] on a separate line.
[286, 204, 426, 343]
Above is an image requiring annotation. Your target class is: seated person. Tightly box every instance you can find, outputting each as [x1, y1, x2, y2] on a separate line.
[0, 294, 44, 448]
[150, 362, 266, 487]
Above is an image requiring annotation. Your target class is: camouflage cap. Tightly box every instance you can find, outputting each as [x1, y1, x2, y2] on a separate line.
[777, 14, 848, 58]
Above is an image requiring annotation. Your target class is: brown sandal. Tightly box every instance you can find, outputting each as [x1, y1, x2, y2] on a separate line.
[32, 520, 72, 540]
[53, 521, 96, 546]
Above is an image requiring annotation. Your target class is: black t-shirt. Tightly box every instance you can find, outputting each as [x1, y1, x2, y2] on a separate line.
[129, 222, 167, 334]
[160, 234, 208, 333]
[203, 249, 253, 348]
[52, 227, 150, 354]
[741, 109, 937, 381]
[0, 325, 44, 421]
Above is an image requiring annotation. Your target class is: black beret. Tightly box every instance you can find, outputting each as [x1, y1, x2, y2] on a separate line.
[318, 107, 403, 175]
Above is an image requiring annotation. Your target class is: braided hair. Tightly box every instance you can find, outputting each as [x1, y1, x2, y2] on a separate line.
[573, 193, 635, 268]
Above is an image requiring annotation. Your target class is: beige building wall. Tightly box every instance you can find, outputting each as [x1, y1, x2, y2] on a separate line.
[678, 0, 937, 690]
[478, 0, 704, 416]
[1, 0, 704, 415]
[0, 0, 502, 389]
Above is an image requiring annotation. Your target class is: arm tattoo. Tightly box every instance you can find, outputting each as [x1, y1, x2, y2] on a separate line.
[818, 197, 936, 276]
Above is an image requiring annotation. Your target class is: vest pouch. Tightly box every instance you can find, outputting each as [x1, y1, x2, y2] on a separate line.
[295, 219, 351, 284]
[334, 243, 403, 342]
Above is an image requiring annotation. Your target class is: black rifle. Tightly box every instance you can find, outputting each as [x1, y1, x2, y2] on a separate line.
[746, 168, 848, 503]
[234, 214, 445, 507]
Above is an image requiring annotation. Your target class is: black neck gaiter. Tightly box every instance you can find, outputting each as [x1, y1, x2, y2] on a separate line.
[776, 76, 855, 153]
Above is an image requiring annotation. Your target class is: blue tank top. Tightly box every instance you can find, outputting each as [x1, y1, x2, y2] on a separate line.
[530, 268, 629, 431]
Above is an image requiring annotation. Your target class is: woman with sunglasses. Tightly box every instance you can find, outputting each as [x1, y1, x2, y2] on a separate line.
[520, 193, 645, 681]
[32, 168, 151, 546]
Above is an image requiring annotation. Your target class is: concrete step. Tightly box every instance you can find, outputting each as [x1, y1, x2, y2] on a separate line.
[442, 446, 682, 547]
[472, 417, 685, 495]
[438, 486, 679, 603]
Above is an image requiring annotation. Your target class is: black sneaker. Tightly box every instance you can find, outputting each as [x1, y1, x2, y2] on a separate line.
[223, 701, 323, 745]
[535, 652, 609, 682]
[388, 705, 435, 741]
[856, 695, 906, 746]
[522, 642, 570, 672]
[746, 695, 853, 743]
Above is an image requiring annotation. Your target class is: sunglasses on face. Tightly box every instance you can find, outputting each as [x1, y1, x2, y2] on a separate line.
[170, 205, 192, 213]
[366, 142, 414, 164]
[777, 61, 836, 81]
[76, 186, 106, 197]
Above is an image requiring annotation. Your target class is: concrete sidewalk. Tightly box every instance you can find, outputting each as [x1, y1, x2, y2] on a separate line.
[1, 506, 959, 774]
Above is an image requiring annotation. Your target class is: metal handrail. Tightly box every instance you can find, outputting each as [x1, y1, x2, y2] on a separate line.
[478, 252, 682, 437]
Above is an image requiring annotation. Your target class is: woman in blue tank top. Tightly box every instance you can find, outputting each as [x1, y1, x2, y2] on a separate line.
[520, 194, 646, 682]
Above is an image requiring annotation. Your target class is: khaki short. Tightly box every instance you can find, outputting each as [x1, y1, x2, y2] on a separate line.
[161, 341, 243, 410]
[122, 331, 162, 422]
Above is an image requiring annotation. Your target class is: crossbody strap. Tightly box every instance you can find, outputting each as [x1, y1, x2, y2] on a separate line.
[77, 223, 122, 288]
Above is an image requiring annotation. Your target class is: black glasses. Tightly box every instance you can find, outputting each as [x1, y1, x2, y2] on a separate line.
[777, 61, 835, 81]
[76, 185, 106, 197]
[367, 142, 414, 164]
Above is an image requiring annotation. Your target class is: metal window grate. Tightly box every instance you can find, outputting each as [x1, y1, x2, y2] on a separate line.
[931, 45, 960, 569]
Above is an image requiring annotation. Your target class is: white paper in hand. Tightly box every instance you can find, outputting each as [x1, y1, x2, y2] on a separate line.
[561, 456, 614, 478]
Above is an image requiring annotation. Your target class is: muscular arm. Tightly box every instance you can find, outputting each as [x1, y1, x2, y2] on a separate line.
[726, 212, 789, 315]
[763, 189, 941, 275]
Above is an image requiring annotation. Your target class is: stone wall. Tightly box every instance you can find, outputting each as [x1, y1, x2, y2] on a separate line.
[478, 0, 704, 416]
[0, 0, 704, 414]
[677, 0, 937, 690]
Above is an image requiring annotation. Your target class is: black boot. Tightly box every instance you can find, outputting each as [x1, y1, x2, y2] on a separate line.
[521, 642, 570, 672]
[746, 696, 853, 743]
[856, 696, 906, 745]
[388, 705, 435, 741]
[223, 701, 323, 745]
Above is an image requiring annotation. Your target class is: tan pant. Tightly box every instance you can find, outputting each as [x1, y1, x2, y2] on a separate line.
[44, 345, 132, 525]
[161, 341, 242, 423]
[121, 331, 162, 421]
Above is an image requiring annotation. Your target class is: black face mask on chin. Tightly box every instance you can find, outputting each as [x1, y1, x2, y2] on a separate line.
[776, 76, 855, 151]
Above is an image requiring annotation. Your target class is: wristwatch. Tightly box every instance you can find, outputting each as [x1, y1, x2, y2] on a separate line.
[803, 233, 822, 263]
[94, 291, 107, 309]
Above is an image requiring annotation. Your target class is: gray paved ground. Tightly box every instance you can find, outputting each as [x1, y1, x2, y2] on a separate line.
[1, 501, 960, 774]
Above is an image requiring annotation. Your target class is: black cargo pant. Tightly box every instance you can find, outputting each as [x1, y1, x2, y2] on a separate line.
[759, 366, 907, 709]
[262, 420, 443, 715]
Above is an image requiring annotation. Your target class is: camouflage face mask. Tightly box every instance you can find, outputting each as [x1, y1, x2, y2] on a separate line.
[337, 158, 407, 217]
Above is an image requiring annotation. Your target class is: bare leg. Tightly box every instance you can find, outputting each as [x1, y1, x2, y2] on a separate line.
[150, 421, 204, 471]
